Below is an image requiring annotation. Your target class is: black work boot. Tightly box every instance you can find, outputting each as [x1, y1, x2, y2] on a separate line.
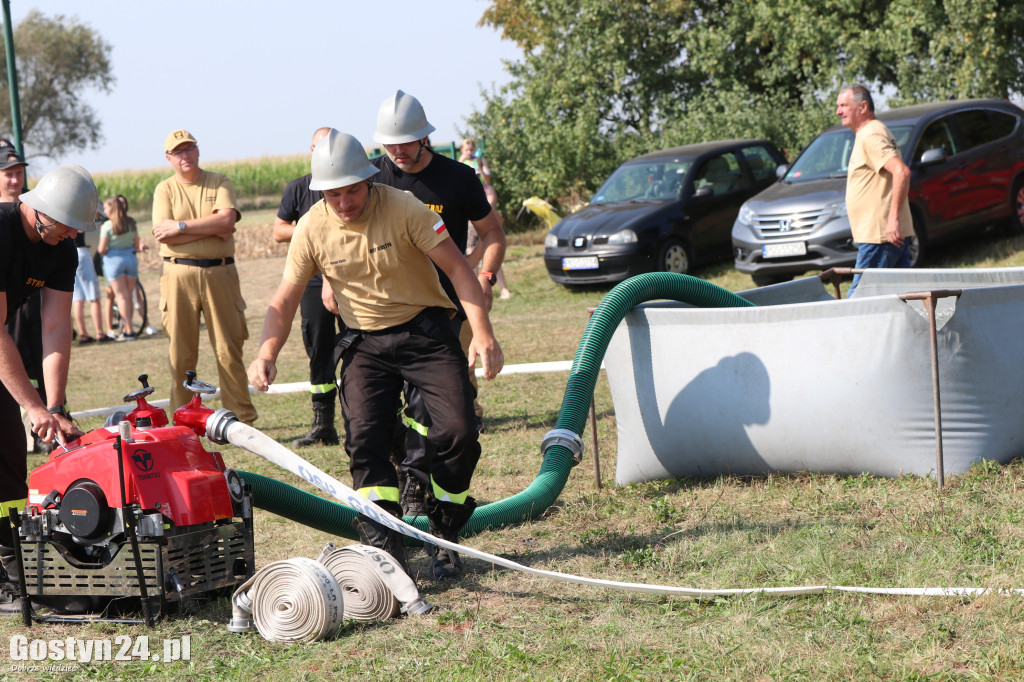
[425, 496, 477, 581]
[0, 545, 26, 615]
[399, 474, 427, 518]
[350, 501, 410, 575]
[291, 393, 339, 448]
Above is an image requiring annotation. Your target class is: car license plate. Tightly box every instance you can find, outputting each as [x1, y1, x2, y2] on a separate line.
[762, 242, 807, 259]
[562, 256, 599, 270]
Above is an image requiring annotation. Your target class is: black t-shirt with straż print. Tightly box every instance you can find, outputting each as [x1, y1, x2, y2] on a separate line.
[0, 202, 77, 323]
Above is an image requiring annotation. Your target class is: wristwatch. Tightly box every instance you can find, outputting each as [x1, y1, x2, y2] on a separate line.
[47, 405, 70, 419]
[177, 221, 187, 232]
[480, 271, 497, 286]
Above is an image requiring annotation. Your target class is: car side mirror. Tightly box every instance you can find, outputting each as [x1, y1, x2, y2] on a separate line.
[775, 164, 789, 179]
[918, 148, 947, 166]
[692, 186, 713, 200]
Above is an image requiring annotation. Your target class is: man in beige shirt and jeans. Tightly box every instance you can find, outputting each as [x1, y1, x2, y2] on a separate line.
[152, 129, 256, 422]
[836, 84, 914, 295]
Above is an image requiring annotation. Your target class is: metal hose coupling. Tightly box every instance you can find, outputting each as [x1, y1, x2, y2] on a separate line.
[226, 587, 254, 634]
[206, 408, 239, 444]
[541, 428, 585, 465]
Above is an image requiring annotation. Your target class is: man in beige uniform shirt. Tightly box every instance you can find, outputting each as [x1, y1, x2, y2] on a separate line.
[836, 84, 914, 295]
[249, 130, 503, 581]
[152, 129, 256, 422]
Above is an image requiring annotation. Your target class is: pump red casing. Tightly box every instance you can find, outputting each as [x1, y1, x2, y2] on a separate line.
[26, 424, 234, 527]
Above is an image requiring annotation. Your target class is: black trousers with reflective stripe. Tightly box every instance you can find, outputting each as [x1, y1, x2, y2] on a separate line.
[339, 309, 479, 495]
[398, 316, 468, 485]
[299, 274, 345, 392]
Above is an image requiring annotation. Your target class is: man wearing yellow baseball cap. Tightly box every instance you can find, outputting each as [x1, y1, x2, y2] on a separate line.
[151, 129, 256, 423]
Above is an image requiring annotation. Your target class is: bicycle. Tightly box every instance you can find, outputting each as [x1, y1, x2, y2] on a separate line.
[108, 279, 149, 337]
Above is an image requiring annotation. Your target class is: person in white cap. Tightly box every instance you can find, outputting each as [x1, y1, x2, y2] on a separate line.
[371, 90, 507, 519]
[0, 163, 99, 612]
[248, 130, 503, 581]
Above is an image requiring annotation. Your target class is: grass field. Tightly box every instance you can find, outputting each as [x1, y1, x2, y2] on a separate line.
[4, 216, 1024, 680]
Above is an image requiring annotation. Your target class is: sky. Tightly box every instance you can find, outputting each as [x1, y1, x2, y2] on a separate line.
[6, 0, 521, 175]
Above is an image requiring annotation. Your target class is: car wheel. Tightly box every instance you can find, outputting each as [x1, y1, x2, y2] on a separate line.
[751, 274, 794, 287]
[1008, 177, 1024, 236]
[909, 214, 926, 268]
[657, 239, 692, 275]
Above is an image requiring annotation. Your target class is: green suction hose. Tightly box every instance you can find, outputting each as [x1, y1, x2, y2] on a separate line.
[239, 272, 755, 540]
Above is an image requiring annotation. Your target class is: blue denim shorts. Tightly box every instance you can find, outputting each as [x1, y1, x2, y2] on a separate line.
[73, 247, 101, 302]
[102, 247, 139, 280]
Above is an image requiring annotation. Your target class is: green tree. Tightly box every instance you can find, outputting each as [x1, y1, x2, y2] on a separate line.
[0, 10, 114, 159]
[469, 0, 699, 215]
[871, 0, 1024, 104]
[471, 0, 1024, 221]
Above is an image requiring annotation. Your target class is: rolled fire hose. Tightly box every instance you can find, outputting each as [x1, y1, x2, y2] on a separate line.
[227, 557, 343, 644]
[315, 543, 430, 620]
[228, 543, 431, 643]
[219, 273, 1024, 601]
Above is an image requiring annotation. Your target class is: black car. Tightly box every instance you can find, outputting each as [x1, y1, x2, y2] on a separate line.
[543, 139, 786, 286]
[732, 99, 1024, 285]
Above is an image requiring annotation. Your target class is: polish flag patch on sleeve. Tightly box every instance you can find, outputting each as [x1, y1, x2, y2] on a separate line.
[433, 219, 447, 235]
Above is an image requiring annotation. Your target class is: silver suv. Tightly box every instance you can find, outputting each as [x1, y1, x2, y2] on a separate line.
[732, 99, 1024, 286]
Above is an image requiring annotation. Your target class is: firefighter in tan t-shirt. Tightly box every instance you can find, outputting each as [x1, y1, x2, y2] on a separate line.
[248, 130, 502, 581]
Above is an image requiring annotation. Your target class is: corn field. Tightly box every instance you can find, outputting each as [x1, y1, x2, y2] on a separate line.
[88, 146, 540, 232]
[93, 154, 310, 216]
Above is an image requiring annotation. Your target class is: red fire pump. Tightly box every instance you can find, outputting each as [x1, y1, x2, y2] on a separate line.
[10, 372, 254, 623]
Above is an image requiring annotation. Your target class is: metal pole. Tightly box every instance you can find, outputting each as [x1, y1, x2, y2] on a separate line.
[923, 294, 944, 490]
[589, 398, 602, 490]
[818, 267, 865, 299]
[899, 289, 961, 490]
[1, 0, 23, 155]
[586, 307, 602, 489]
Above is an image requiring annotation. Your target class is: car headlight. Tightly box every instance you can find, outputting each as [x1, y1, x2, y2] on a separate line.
[606, 229, 638, 245]
[829, 201, 848, 219]
[738, 204, 756, 225]
[544, 231, 559, 248]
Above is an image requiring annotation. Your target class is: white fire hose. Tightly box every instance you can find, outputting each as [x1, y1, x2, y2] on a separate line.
[210, 412, 1024, 643]
[227, 544, 431, 643]
[315, 543, 430, 620]
[227, 558, 343, 644]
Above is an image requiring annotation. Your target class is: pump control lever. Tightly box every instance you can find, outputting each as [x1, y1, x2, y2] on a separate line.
[183, 370, 217, 396]
[123, 374, 156, 402]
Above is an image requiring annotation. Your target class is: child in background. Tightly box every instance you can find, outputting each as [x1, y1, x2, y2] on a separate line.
[71, 229, 111, 344]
